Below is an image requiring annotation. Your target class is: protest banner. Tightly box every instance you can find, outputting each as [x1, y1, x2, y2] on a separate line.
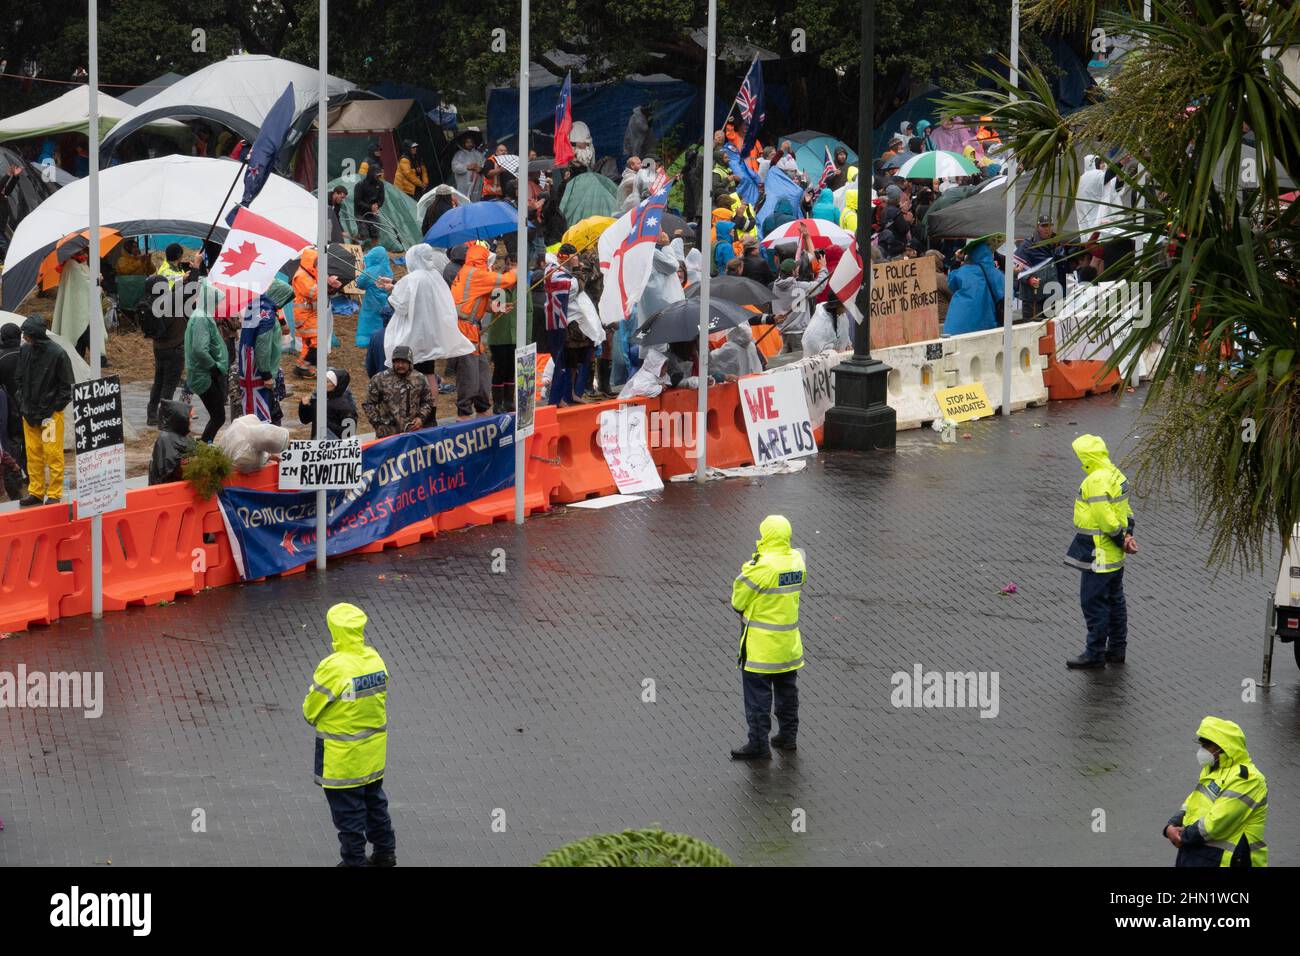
[597, 405, 663, 495]
[739, 367, 818, 465]
[793, 350, 845, 430]
[218, 416, 514, 579]
[278, 438, 363, 491]
[515, 343, 537, 439]
[72, 376, 126, 516]
[870, 257, 940, 349]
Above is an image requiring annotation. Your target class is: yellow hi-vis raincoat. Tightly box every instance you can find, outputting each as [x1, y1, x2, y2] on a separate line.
[731, 515, 806, 674]
[302, 603, 390, 789]
[1065, 434, 1133, 573]
[1169, 716, 1268, 866]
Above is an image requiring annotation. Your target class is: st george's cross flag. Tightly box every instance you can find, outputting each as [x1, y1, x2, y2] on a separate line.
[210, 206, 310, 318]
[597, 182, 671, 326]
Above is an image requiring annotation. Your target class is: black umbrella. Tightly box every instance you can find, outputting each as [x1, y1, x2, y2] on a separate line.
[686, 275, 773, 308]
[637, 298, 751, 345]
[657, 212, 694, 241]
[528, 157, 554, 174]
[324, 242, 358, 285]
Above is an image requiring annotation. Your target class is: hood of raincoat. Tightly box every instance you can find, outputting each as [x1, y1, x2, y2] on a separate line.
[1072, 434, 1111, 474]
[299, 248, 318, 278]
[404, 243, 438, 273]
[158, 399, 190, 437]
[844, 189, 859, 212]
[21, 316, 49, 341]
[1196, 715, 1250, 768]
[756, 514, 793, 553]
[716, 220, 736, 245]
[0, 323, 20, 348]
[327, 602, 368, 654]
[363, 246, 392, 278]
[266, 278, 295, 308]
[463, 244, 490, 270]
[330, 368, 352, 394]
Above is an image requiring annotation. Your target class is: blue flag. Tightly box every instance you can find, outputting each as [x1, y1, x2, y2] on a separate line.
[756, 166, 805, 237]
[723, 144, 760, 206]
[226, 84, 296, 226]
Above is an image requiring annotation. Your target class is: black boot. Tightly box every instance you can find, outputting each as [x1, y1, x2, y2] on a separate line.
[366, 850, 397, 867]
[1066, 654, 1106, 669]
[503, 383, 516, 413]
[730, 742, 771, 760]
[18, 494, 43, 508]
[491, 385, 503, 414]
[1104, 652, 1126, 664]
[770, 735, 797, 751]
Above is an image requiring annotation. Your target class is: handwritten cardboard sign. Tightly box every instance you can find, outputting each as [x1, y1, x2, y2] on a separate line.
[869, 256, 940, 349]
[739, 367, 818, 464]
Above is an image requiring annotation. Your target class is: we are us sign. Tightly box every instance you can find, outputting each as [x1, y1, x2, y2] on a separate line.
[738, 367, 817, 465]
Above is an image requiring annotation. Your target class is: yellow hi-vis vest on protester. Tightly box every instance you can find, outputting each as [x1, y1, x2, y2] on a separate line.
[302, 603, 390, 789]
[1175, 716, 1268, 866]
[1066, 434, 1133, 574]
[731, 515, 806, 674]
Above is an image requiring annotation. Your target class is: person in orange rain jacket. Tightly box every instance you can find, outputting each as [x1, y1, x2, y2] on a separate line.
[292, 249, 341, 378]
[449, 243, 517, 419]
[724, 119, 762, 172]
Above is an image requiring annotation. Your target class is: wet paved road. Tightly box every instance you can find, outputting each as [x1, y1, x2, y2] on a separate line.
[1, 386, 1295, 866]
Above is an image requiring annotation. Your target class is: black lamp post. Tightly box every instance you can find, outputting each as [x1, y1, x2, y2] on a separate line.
[823, 0, 897, 452]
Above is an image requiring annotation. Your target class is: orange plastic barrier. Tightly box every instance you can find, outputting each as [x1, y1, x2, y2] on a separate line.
[551, 397, 656, 504]
[0, 504, 89, 633]
[1039, 320, 1122, 400]
[97, 483, 207, 609]
[442, 404, 561, 529]
[655, 383, 753, 478]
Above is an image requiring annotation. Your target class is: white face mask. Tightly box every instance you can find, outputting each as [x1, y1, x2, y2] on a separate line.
[1197, 747, 1216, 767]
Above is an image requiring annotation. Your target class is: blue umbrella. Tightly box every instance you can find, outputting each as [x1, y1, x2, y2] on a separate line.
[422, 201, 519, 247]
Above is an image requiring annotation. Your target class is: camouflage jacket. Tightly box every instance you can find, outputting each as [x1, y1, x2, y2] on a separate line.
[363, 370, 435, 437]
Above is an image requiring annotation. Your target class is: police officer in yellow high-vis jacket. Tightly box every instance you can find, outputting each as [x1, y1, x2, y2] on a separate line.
[1164, 716, 1268, 867]
[1064, 435, 1136, 669]
[302, 603, 396, 866]
[730, 515, 806, 759]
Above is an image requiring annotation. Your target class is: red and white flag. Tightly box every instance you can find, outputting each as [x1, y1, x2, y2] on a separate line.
[210, 207, 310, 317]
[831, 240, 865, 322]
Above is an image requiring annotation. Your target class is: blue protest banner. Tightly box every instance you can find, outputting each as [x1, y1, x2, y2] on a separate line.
[217, 416, 515, 580]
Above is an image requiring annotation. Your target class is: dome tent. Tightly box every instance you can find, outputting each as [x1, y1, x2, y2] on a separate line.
[98, 55, 367, 169]
[326, 173, 423, 253]
[1, 155, 316, 311]
[0, 86, 187, 145]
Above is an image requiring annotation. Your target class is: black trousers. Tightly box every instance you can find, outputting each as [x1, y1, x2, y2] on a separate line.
[324, 779, 396, 866]
[197, 373, 226, 443]
[148, 345, 184, 421]
[742, 670, 799, 748]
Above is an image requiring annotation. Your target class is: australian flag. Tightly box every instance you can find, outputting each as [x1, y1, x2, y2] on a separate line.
[226, 83, 297, 226]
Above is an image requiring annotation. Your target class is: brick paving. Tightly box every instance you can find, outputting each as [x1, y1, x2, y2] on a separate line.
[1, 385, 1296, 866]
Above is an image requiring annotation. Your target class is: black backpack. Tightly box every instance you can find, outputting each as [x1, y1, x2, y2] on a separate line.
[139, 274, 172, 339]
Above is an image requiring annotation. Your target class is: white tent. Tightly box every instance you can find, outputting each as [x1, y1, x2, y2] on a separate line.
[99, 54, 359, 161]
[0, 87, 187, 144]
[0, 311, 139, 450]
[116, 71, 185, 108]
[1, 155, 318, 311]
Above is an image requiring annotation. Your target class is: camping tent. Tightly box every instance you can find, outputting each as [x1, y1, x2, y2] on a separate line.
[0, 311, 139, 450]
[0, 86, 187, 145]
[784, 131, 858, 184]
[1, 155, 317, 311]
[327, 173, 423, 253]
[116, 72, 185, 108]
[296, 98, 416, 190]
[98, 55, 363, 166]
[925, 175, 1079, 240]
[489, 72, 700, 164]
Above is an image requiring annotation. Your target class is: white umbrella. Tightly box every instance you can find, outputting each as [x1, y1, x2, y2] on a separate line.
[759, 218, 855, 250]
[896, 150, 981, 180]
[2, 155, 317, 311]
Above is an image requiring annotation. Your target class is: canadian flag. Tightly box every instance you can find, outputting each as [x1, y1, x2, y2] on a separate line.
[831, 240, 865, 323]
[210, 207, 310, 317]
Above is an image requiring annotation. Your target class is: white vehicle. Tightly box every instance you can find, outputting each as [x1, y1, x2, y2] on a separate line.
[1270, 522, 1300, 667]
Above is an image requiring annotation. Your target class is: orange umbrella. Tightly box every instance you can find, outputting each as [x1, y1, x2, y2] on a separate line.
[36, 227, 123, 292]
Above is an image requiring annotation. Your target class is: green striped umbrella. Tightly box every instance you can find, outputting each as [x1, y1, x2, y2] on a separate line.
[896, 150, 981, 180]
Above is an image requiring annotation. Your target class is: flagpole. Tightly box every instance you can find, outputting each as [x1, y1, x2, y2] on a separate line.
[514, 0, 529, 525]
[314, 0, 329, 571]
[1000, 0, 1019, 417]
[88, 0, 103, 619]
[696, 0, 717, 482]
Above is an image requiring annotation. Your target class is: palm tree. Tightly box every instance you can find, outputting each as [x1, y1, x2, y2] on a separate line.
[940, 0, 1300, 570]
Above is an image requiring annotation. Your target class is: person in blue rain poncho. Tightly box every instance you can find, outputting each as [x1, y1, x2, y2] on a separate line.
[354, 246, 394, 347]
